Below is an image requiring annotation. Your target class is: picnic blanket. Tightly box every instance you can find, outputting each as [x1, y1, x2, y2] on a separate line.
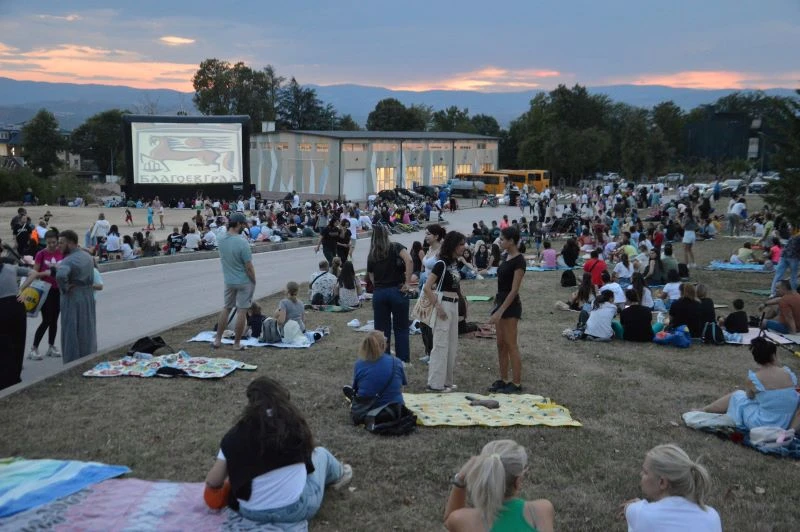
[0, 458, 130, 518]
[403, 393, 581, 427]
[525, 266, 579, 272]
[724, 328, 794, 345]
[741, 288, 772, 296]
[304, 304, 356, 312]
[465, 295, 492, 302]
[682, 413, 800, 459]
[83, 351, 256, 379]
[705, 261, 768, 272]
[0, 477, 306, 531]
[188, 331, 316, 349]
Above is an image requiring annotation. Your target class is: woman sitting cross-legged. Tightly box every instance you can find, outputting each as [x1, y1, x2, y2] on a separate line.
[204, 376, 353, 524]
[555, 272, 595, 312]
[444, 439, 554, 532]
[619, 288, 655, 342]
[579, 290, 617, 341]
[702, 336, 800, 431]
[334, 261, 363, 308]
[343, 330, 406, 409]
[622, 444, 721, 532]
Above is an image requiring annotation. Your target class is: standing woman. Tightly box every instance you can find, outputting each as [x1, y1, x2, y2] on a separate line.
[488, 227, 526, 394]
[681, 211, 698, 267]
[367, 225, 413, 364]
[418, 224, 446, 363]
[424, 231, 466, 392]
[27, 230, 63, 360]
[1, 258, 43, 390]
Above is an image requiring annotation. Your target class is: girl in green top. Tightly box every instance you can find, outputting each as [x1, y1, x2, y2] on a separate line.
[444, 440, 554, 532]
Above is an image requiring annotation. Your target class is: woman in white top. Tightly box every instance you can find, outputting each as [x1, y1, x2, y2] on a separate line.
[613, 254, 635, 286]
[334, 261, 362, 308]
[582, 291, 617, 340]
[623, 444, 721, 532]
[418, 224, 446, 363]
[120, 235, 138, 260]
[104, 225, 121, 253]
[184, 227, 201, 251]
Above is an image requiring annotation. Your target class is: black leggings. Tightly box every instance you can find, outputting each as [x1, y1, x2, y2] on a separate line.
[33, 288, 60, 348]
[419, 323, 433, 356]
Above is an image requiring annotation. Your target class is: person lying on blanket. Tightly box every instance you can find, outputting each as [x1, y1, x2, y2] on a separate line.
[622, 444, 721, 532]
[701, 336, 800, 431]
[204, 376, 354, 523]
[444, 439, 554, 532]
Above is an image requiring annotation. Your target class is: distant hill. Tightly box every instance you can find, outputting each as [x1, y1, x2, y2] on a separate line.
[0, 76, 794, 131]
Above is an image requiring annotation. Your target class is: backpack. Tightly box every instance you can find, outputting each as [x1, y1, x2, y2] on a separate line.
[702, 321, 725, 345]
[560, 269, 577, 287]
[128, 336, 173, 356]
[364, 402, 417, 436]
[259, 317, 283, 343]
[678, 263, 690, 280]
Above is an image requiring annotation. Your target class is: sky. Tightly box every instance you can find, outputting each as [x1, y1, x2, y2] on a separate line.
[0, 0, 798, 93]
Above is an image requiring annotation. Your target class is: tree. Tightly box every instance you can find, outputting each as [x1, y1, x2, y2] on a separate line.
[192, 59, 284, 123]
[764, 89, 800, 227]
[408, 104, 433, 131]
[651, 101, 685, 159]
[366, 98, 426, 131]
[620, 109, 650, 180]
[70, 109, 128, 176]
[336, 114, 361, 131]
[470, 114, 501, 137]
[430, 106, 476, 133]
[277, 77, 337, 130]
[21, 109, 66, 177]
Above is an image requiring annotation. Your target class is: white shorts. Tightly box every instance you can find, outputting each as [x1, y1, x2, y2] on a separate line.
[682, 230, 696, 244]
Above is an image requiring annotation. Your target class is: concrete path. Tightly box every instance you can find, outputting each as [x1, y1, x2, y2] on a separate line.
[10, 203, 522, 394]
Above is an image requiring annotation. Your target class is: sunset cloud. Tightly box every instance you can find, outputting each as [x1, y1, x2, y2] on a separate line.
[614, 70, 800, 90]
[159, 36, 196, 46]
[35, 14, 82, 22]
[390, 66, 565, 92]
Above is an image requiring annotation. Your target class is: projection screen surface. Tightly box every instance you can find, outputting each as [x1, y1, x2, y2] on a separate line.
[131, 122, 243, 184]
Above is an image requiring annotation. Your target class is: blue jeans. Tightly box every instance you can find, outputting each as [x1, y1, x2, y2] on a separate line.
[765, 320, 789, 334]
[238, 447, 343, 524]
[372, 286, 410, 362]
[770, 257, 799, 296]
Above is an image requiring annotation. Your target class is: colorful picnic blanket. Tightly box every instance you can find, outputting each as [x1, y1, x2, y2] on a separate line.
[0, 478, 307, 531]
[188, 331, 315, 349]
[465, 295, 493, 302]
[705, 261, 768, 272]
[403, 393, 582, 427]
[0, 458, 130, 518]
[82, 351, 256, 379]
[682, 421, 800, 459]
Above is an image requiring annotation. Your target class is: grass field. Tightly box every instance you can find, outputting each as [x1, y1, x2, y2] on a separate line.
[2, 203, 799, 531]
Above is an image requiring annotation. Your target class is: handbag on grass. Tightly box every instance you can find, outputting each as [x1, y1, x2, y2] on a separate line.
[350, 358, 397, 425]
[410, 260, 445, 326]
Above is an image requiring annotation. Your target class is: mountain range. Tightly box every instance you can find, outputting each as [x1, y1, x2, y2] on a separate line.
[0, 76, 795, 131]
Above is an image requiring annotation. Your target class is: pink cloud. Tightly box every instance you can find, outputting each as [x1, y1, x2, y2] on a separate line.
[389, 66, 565, 92]
[613, 70, 800, 90]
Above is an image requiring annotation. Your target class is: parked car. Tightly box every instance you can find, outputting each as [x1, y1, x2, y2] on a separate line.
[602, 172, 620, 181]
[762, 172, 782, 182]
[657, 173, 685, 183]
[748, 180, 769, 193]
[720, 179, 746, 196]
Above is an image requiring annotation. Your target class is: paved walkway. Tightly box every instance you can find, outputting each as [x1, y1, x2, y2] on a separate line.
[6, 203, 519, 396]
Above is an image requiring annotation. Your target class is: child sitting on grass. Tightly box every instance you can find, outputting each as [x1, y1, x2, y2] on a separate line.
[717, 298, 749, 333]
[246, 302, 264, 339]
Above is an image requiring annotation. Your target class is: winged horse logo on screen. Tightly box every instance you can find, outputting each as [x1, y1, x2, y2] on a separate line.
[141, 136, 235, 172]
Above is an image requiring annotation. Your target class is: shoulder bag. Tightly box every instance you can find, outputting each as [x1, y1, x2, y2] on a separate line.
[411, 260, 446, 326]
[350, 358, 397, 425]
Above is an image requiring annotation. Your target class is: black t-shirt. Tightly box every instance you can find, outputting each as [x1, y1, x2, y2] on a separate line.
[669, 298, 703, 338]
[168, 233, 184, 248]
[475, 251, 489, 269]
[497, 253, 526, 293]
[431, 259, 461, 293]
[621, 304, 654, 342]
[561, 245, 579, 267]
[321, 227, 339, 251]
[698, 297, 716, 324]
[724, 310, 749, 333]
[367, 243, 406, 288]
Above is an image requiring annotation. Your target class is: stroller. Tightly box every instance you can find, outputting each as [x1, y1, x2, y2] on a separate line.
[544, 215, 581, 239]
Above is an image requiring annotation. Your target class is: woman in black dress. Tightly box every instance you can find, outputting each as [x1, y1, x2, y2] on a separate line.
[488, 227, 526, 394]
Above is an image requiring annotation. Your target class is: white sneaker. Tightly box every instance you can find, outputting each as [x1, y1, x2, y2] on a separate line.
[419, 355, 430, 364]
[46, 345, 62, 357]
[331, 464, 353, 490]
[28, 347, 43, 360]
[445, 384, 458, 390]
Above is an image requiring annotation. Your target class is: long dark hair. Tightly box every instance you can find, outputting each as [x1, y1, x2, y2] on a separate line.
[490, 244, 501, 267]
[411, 241, 423, 272]
[439, 231, 466, 262]
[577, 272, 595, 304]
[338, 261, 357, 290]
[632, 272, 647, 304]
[238, 376, 314, 461]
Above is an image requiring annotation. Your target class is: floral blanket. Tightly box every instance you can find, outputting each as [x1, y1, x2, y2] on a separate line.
[83, 351, 256, 379]
[403, 393, 582, 427]
[0, 478, 307, 531]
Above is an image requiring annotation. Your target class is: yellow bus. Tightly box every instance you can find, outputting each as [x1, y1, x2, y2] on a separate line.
[453, 173, 506, 195]
[483, 169, 550, 193]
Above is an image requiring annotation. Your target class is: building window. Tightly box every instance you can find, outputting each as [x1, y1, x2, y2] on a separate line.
[343, 143, 365, 152]
[455, 143, 473, 150]
[428, 143, 449, 151]
[250, 141, 257, 149]
[432, 165, 448, 185]
[480, 163, 494, 172]
[276, 142, 289, 151]
[260, 141, 271, 149]
[298, 143, 312, 152]
[477, 142, 487, 150]
[456, 164, 472, 174]
[316, 143, 329, 153]
[376, 167, 395, 191]
[373, 142, 398, 151]
[405, 166, 422, 188]
[404, 142, 425, 151]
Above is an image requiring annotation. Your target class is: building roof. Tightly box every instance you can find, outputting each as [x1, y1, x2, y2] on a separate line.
[289, 130, 498, 141]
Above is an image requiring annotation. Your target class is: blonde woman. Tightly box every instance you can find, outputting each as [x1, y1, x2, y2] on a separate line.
[444, 440, 554, 532]
[343, 331, 406, 409]
[623, 444, 721, 531]
[275, 281, 306, 332]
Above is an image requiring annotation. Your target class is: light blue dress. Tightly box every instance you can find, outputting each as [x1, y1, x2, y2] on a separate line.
[726, 367, 800, 429]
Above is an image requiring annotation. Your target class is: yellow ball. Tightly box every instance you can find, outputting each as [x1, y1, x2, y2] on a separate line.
[20, 287, 41, 313]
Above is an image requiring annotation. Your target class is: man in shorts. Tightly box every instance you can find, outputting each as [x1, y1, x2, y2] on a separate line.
[761, 280, 800, 334]
[213, 213, 256, 350]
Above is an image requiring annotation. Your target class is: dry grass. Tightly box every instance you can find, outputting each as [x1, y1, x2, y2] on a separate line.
[2, 208, 800, 531]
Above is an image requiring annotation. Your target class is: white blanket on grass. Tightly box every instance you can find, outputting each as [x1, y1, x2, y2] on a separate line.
[188, 331, 314, 348]
[725, 328, 794, 345]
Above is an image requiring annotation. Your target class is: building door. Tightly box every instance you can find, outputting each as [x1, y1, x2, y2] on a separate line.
[343, 169, 366, 201]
